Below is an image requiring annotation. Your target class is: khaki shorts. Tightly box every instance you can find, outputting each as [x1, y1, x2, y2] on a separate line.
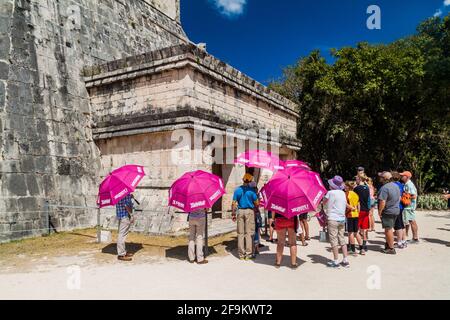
[328, 220, 346, 248]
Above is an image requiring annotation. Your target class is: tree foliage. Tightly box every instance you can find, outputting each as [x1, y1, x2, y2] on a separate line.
[270, 14, 450, 193]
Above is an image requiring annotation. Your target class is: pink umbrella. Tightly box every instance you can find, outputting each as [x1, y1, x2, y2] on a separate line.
[260, 167, 326, 218]
[282, 160, 311, 171]
[234, 150, 283, 172]
[97, 165, 146, 208]
[169, 170, 225, 212]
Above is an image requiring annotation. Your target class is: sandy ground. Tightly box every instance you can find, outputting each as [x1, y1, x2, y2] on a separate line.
[0, 210, 449, 300]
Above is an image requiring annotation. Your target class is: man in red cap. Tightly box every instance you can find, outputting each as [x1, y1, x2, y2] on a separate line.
[400, 171, 419, 244]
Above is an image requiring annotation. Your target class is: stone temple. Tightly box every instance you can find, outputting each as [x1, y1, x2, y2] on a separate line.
[0, 0, 300, 242]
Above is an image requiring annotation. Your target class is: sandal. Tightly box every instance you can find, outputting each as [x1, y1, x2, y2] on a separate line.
[275, 263, 281, 269]
[290, 264, 299, 270]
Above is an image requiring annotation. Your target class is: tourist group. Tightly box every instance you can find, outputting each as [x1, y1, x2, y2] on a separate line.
[97, 150, 419, 268]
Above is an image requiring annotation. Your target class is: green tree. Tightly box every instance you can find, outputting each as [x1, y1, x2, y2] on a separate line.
[270, 14, 450, 193]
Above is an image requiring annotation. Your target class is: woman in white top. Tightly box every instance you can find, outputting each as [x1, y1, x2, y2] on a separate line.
[323, 175, 353, 268]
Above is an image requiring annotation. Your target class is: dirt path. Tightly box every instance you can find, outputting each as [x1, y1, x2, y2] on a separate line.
[0, 210, 449, 299]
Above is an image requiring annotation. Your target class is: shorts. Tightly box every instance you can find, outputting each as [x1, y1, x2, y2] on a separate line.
[394, 209, 405, 230]
[328, 220, 346, 248]
[346, 217, 359, 233]
[274, 217, 295, 231]
[403, 208, 416, 222]
[381, 214, 396, 229]
[358, 211, 370, 230]
[299, 213, 308, 220]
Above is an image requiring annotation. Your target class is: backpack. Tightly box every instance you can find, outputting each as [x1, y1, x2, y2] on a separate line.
[401, 192, 412, 206]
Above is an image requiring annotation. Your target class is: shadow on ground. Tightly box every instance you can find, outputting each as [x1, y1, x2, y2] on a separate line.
[165, 245, 219, 261]
[102, 242, 144, 255]
[422, 238, 450, 247]
[307, 254, 329, 266]
[251, 252, 306, 268]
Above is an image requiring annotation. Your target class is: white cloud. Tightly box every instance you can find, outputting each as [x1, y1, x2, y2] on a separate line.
[434, 9, 443, 17]
[210, 0, 247, 17]
[444, 0, 450, 7]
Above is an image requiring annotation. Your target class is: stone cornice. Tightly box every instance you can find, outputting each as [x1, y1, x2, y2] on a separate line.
[83, 43, 299, 118]
[92, 107, 302, 150]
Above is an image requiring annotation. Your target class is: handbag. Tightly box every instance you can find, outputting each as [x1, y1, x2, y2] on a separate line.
[319, 229, 328, 242]
[315, 209, 327, 228]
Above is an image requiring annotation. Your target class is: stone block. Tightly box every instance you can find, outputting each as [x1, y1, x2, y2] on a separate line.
[6, 173, 27, 196]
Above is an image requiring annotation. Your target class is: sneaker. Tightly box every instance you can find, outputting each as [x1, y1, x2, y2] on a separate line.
[258, 243, 265, 248]
[360, 249, 366, 255]
[327, 261, 340, 268]
[340, 261, 350, 268]
[245, 255, 256, 260]
[364, 245, 368, 251]
[397, 243, 406, 249]
[188, 259, 195, 263]
[239, 257, 246, 260]
[381, 248, 397, 255]
[410, 239, 420, 244]
[197, 260, 208, 265]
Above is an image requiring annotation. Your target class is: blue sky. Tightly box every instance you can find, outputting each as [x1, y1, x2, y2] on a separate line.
[181, 0, 450, 85]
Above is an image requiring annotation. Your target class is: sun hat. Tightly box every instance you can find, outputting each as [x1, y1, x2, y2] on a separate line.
[243, 173, 253, 182]
[378, 171, 393, 180]
[399, 171, 412, 178]
[328, 175, 344, 190]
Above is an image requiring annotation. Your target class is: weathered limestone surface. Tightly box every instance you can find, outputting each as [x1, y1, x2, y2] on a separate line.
[0, 0, 185, 242]
[87, 43, 300, 228]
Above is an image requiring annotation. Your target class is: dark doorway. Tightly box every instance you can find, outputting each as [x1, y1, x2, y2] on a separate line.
[211, 163, 223, 219]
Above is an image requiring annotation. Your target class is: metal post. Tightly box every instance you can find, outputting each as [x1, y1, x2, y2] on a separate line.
[204, 212, 209, 257]
[45, 200, 50, 235]
[97, 208, 101, 243]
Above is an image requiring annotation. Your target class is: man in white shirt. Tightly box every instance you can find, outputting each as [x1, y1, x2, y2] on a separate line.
[401, 171, 419, 244]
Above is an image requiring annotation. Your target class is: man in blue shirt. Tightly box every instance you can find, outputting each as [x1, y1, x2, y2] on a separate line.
[116, 194, 134, 261]
[232, 173, 259, 260]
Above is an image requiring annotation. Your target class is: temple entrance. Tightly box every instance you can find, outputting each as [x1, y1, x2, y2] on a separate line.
[211, 163, 223, 219]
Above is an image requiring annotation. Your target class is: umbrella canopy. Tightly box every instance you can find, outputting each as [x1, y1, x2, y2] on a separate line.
[234, 150, 283, 172]
[282, 160, 311, 171]
[260, 167, 326, 218]
[97, 165, 146, 208]
[169, 170, 225, 212]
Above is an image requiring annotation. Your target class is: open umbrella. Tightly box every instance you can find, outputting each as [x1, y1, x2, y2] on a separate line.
[234, 150, 284, 172]
[97, 164, 146, 208]
[169, 170, 225, 257]
[282, 160, 311, 171]
[260, 167, 326, 218]
[96, 164, 146, 243]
